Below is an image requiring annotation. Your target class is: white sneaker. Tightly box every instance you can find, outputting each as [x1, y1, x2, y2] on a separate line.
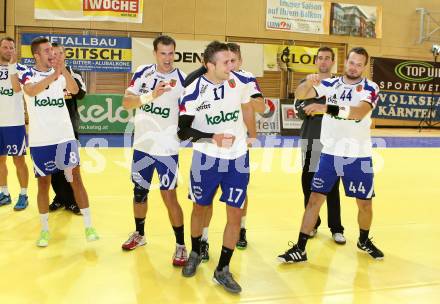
[332, 233, 346, 245]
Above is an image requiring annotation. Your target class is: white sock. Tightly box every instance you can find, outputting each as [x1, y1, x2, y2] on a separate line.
[80, 208, 92, 228]
[40, 213, 49, 231]
[20, 188, 27, 195]
[241, 216, 246, 229]
[1, 186, 9, 195]
[201, 227, 209, 241]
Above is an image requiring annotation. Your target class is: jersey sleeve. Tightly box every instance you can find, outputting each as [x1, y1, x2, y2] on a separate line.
[360, 81, 379, 108]
[245, 72, 263, 99]
[127, 65, 149, 95]
[313, 81, 329, 98]
[18, 67, 33, 85]
[179, 78, 202, 116]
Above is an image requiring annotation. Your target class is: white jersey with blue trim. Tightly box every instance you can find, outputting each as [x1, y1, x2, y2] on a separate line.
[127, 64, 186, 156]
[179, 71, 251, 160]
[238, 69, 263, 98]
[314, 76, 379, 157]
[0, 63, 26, 127]
[20, 67, 75, 147]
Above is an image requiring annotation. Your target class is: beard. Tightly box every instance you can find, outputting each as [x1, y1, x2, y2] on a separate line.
[345, 71, 362, 80]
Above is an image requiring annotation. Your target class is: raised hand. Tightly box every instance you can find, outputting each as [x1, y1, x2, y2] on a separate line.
[152, 81, 172, 99]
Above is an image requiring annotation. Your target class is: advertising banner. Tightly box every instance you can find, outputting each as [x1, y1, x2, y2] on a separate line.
[133, 38, 264, 77]
[256, 98, 281, 134]
[78, 94, 134, 133]
[21, 33, 132, 73]
[264, 45, 337, 73]
[35, 0, 143, 23]
[266, 0, 328, 34]
[371, 57, 440, 121]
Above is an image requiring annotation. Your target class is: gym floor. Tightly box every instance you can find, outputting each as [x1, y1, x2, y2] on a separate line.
[1, 131, 439, 303]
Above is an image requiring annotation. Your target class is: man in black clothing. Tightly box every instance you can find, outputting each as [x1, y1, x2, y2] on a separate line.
[48, 43, 87, 215]
[295, 46, 345, 244]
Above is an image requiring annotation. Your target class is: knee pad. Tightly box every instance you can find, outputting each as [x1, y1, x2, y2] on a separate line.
[133, 183, 149, 203]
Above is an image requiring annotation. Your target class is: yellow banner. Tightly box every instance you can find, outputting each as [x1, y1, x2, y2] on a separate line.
[34, 0, 143, 23]
[264, 45, 338, 73]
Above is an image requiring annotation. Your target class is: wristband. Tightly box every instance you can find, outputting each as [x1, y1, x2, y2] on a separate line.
[326, 104, 350, 119]
[140, 92, 154, 105]
[8, 64, 17, 75]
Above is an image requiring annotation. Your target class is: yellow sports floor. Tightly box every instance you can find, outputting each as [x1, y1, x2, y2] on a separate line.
[0, 147, 439, 304]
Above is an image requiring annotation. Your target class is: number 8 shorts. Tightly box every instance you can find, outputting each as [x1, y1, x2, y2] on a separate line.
[189, 150, 250, 209]
[30, 140, 80, 177]
[311, 153, 375, 200]
[131, 150, 179, 191]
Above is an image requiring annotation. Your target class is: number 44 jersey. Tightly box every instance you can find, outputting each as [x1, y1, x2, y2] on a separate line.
[314, 76, 379, 158]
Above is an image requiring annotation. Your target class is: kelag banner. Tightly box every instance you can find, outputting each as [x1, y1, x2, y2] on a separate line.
[35, 0, 144, 23]
[21, 33, 132, 73]
[371, 57, 440, 121]
[78, 94, 134, 133]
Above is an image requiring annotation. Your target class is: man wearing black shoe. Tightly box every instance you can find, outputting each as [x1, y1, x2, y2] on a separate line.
[295, 47, 345, 244]
[178, 41, 256, 293]
[48, 43, 86, 215]
[278, 47, 384, 263]
[183, 43, 265, 261]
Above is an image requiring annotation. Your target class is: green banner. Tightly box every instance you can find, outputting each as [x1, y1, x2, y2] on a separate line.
[78, 94, 134, 133]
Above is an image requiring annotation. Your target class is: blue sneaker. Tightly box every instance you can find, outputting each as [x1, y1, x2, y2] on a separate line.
[0, 193, 12, 206]
[14, 194, 29, 211]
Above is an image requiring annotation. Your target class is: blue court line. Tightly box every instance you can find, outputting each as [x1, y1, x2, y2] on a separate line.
[78, 134, 440, 148]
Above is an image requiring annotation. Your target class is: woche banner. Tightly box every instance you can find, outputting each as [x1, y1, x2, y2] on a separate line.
[371, 57, 440, 121]
[35, 0, 144, 23]
[21, 33, 132, 73]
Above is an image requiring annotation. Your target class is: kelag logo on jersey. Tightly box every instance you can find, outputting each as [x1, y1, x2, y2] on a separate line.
[0, 87, 14, 97]
[140, 102, 170, 118]
[34, 96, 65, 108]
[205, 110, 240, 125]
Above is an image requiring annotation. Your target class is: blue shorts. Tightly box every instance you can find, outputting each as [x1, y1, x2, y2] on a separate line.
[0, 125, 27, 156]
[189, 151, 250, 208]
[30, 140, 80, 177]
[131, 150, 179, 191]
[311, 153, 375, 200]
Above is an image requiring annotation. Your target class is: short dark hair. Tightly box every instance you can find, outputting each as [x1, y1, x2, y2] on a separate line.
[203, 41, 229, 65]
[317, 46, 335, 61]
[0, 36, 15, 45]
[51, 42, 64, 51]
[153, 35, 176, 51]
[31, 36, 50, 55]
[226, 42, 241, 58]
[347, 47, 369, 65]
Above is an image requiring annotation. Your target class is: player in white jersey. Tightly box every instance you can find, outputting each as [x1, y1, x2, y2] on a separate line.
[0, 37, 29, 210]
[278, 47, 384, 263]
[178, 41, 256, 294]
[121, 35, 188, 266]
[194, 42, 265, 262]
[18, 37, 99, 247]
